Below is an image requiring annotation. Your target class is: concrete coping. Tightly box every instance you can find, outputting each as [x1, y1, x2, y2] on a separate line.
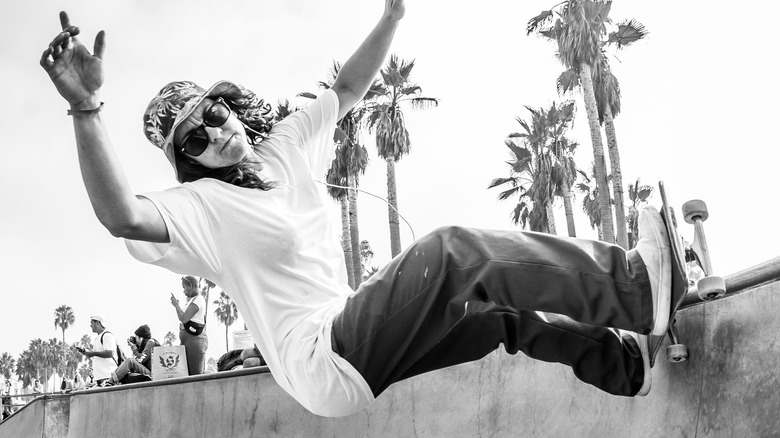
[70, 365, 271, 396]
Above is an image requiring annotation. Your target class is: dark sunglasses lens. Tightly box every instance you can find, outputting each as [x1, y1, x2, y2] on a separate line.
[204, 102, 230, 127]
[183, 129, 209, 156]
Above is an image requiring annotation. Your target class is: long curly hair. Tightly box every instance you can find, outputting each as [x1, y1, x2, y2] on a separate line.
[175, 84, 277, 190]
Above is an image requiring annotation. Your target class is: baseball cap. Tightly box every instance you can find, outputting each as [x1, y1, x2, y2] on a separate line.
[90, 314, 106, 325]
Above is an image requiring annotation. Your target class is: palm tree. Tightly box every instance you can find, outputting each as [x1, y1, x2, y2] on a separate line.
[0, 352, 15, 382]
[78, 334, 93, 351]
[302, 61, 377, 288]
[77, 362, 91, 384]
[489, 130, 550, 231]
[212, 291, 239, 352]
[528, 0, 615, 243]
[201, 278, 215, 320]
[274, 99, 299, 122]
[15, 350, 36, 389]
[366, 55, 439, 257]
[325, 142, 357, 288]
[575, 165, 604, 239]
[555, 31, 647, 248]
[24, 339, 51, 392]
[54, 305, 75, 343]
[325, 133, 370, 289]
[43, 339, 64, 393]
[538, 100, 579, 237]
[164, 331, 177, 346]
[490, 102, 578, 233]
[627, 178, 654, 249]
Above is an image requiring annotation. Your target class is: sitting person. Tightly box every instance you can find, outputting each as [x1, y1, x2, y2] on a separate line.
[104, 324, 160, 385]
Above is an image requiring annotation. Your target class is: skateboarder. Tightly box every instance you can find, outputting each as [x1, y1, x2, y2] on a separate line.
[40, 0, 672, 417]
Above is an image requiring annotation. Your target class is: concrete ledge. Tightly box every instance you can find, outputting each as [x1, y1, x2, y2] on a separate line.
[71, 365, 271, 396]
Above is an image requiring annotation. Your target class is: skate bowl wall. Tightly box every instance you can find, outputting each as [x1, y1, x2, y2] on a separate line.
[2, 258, 778, 437]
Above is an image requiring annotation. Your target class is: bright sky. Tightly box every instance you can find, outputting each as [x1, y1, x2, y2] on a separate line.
[2, 1, 778, 364]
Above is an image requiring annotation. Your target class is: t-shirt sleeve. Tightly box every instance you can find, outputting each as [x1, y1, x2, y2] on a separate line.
[124, 185, 220, 279]
[273, 89, 339, 178]
[102, 333, 117, 352]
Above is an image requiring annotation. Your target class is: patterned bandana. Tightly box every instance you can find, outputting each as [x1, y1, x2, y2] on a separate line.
[142, 80, 243, 182]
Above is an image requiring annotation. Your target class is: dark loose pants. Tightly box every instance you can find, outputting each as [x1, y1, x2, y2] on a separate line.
[331, 226, 651, 398]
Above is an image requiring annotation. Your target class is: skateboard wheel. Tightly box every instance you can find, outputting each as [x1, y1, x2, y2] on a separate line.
[682, 200, 708, 224]
[667, 344, 688, 363]
[697, 275, 726, 301]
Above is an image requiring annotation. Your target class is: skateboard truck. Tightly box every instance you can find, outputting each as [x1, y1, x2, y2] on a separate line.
[681, 200, 726, 301]
[663, 198, 726, 364]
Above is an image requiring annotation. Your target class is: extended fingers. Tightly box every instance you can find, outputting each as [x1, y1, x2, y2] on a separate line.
[59, 11, 81, 41]
[59, 11, 71, 31]
[93, 30, 106, 60]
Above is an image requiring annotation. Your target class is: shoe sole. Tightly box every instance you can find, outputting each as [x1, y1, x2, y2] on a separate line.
[646, 206, 672, 336]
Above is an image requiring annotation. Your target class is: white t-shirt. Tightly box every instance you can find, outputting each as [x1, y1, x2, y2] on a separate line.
[185, 294, 206, 324]
[92, 330, 117, 381]
[125, 89, 373, 416]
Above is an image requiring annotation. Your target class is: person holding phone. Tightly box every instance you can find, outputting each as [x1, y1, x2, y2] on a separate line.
[74, 315, 117, 385]
[170, 276, 207, 375]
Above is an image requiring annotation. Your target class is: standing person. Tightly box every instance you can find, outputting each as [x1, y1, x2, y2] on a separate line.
[75, 315, 117, 385]
[170, 277, 207, 375]
[1, 381, 11, 420]
[40, 0, 673, 418]
[104, 324, 160, 385]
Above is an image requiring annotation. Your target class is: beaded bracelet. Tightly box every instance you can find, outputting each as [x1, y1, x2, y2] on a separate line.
[67, 102, 104, 116]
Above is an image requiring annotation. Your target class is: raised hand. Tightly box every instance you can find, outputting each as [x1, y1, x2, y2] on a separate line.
[384, 0, 405, 21]
[40, 11, 106, 110]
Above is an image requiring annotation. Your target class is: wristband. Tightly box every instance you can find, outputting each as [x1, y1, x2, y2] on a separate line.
[67, 102, 104, 116]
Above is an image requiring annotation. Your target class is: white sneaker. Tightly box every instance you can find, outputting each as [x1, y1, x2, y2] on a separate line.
[619, 330, 651, 396]
[633, 206, 672, 336]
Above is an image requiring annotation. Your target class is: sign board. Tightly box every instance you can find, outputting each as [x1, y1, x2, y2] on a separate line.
[232, 330, 255, 350]
[151, 345, 189, 380]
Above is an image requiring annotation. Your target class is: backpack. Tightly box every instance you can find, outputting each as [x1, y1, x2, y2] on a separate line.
[100, 331, 127, 365]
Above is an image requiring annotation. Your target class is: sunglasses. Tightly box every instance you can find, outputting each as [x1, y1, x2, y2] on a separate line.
[178, 97, 232, 157]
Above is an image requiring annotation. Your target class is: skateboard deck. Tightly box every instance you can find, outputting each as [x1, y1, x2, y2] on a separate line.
[648, 181, 690, 366]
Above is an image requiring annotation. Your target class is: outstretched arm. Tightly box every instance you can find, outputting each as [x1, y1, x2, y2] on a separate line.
[331, 0, 405, 120]
[40, 12, 167, 242]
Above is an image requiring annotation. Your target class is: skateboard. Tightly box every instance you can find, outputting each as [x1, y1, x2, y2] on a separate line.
[648, 181, 726, 366]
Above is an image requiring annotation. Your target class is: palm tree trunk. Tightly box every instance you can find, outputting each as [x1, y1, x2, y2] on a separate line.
[561, 183, 576, 237]
[604, 106, 629, 249]
[225, 326, 229, 353]
[545, 203, 557, 235]
[339, 195, 355, 289]
[203, 284, 210, 322]
[579, 62, 615, 244]
[386, 158, 402, 257]
[348, 173, 362, 288]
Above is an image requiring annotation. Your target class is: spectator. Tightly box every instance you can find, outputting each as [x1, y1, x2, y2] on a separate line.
[73, 374, 85, 390]
[32, 379, 42, 394]
[104, 324, 160, 385]
[1, 381, 10, 420]
[75, 314, 117, 385]
[171, 276, 208, 375]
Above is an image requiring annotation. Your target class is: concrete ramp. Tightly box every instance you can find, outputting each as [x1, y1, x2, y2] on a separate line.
[2, 258, 778, 437]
